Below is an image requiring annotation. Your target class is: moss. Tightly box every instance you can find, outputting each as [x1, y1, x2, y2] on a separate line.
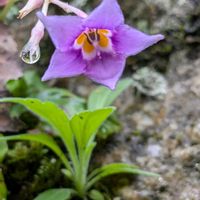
[3, 142, 69, 200]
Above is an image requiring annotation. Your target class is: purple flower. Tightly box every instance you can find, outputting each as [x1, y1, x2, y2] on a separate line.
[37, 0, 164, 89]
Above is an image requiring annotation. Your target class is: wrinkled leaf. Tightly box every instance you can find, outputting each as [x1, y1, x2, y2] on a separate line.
[87, 78, 132, 110]
[34, 188, 75, 200]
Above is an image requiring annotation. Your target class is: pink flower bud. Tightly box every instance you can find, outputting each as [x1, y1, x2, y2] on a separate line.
[30, 20, 44, 44]
[0, 0, 8, 6]
[18, 0, 43, 19]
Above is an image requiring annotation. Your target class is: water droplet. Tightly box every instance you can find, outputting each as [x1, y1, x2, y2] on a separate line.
[20, 42, 40, 64]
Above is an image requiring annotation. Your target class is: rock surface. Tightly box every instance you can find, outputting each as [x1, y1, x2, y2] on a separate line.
[91, 0, 200, 199]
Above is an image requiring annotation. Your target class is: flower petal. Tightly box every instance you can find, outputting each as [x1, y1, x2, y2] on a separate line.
[84, 54, 126, 89]
[37, 12, 83, 51]
[114, 24, 164, 57]
[84, 0, 124, 30]
[42, 50, 86, 81]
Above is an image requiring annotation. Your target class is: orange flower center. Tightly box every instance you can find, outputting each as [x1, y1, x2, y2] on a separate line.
[73, 28, 113, 60]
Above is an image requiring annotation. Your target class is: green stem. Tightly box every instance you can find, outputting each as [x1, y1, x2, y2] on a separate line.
[0, 0, 18, 21]
[61, 136, 79, 175]
[74, 146, 87, 198]
[73, 142, 96, 198]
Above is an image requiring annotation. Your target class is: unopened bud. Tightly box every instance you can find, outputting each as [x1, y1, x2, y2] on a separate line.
[18, 0, 43, 19]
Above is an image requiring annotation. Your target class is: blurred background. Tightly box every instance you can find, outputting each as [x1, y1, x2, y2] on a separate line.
[0, 0, 200, 199]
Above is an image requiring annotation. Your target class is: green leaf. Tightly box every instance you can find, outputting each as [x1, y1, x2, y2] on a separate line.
[87, 78, 132, 110]
[34, 188, 75, 200]
[70, 108, 115, 185]
[37, 88, 73, 104]
[6, 71, 81, 119]
[6, 70, 44, 98]
[70, 107, 115, 149]
[0, 98, 78, 167]
[6, 78, 28, 97]
[80, 142, 96, 181]
[0, 134, 8, 163]
[97, 115, 121, 140]
[24, 70, 45, 89]
[0, 169, 7, 200]
[87, 163, 159, 190]
[0, 133, 71, 172]
[64, 97, 86, 117]
[89, 190, 105, 200]
[6, 70, 74, 104]
[0, 98, 70, 138]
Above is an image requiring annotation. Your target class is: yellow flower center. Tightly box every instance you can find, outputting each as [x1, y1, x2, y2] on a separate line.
[74, 28, 113, 60]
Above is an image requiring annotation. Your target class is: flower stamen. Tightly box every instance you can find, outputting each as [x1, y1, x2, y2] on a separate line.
[74, 28, 113, 60]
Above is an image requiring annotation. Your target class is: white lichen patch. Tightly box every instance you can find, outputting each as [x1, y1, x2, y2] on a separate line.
[132, 67, 168, 99]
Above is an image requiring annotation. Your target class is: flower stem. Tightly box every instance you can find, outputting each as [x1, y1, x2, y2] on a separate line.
[74, 148, 87, 198]
[50, 0, 88, 18]
[42, 0, 50, 15]
[73, 142, 96, 197]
